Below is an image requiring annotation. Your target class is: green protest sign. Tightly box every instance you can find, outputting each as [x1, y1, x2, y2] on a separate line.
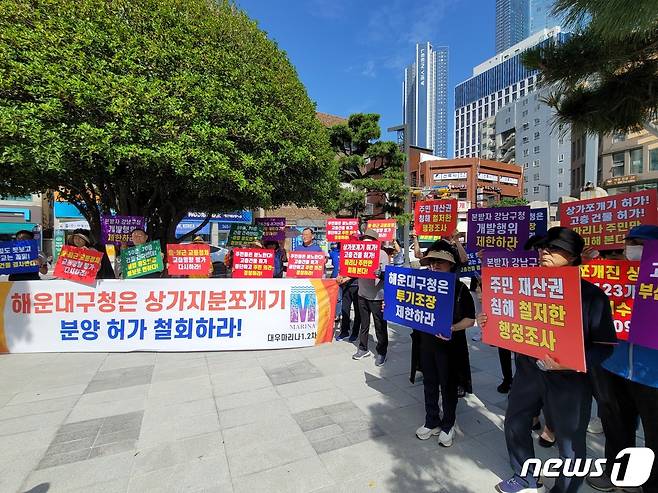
[120, 241, 164, 279]
[227, 224, 264, 247]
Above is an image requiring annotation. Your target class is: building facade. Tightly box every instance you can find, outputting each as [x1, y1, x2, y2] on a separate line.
[598, 129, 658, 195]
[403, 43, 449, 157]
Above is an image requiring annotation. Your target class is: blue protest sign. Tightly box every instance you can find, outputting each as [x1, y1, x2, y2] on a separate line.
[0, 240, 39, 274]
[530, 208, 548, 237]
[383, 266, 455, 338]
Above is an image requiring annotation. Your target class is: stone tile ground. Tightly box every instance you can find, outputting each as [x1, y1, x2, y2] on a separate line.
[0, 323, 642, 493]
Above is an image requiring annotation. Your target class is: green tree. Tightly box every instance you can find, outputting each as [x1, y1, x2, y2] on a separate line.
[523, 0, 658, 136]
[0, 0, 338, 243]
[327, 113, 408, 221]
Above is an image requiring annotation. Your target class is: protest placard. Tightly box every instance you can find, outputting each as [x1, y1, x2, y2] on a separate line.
[0, 240, 39, 275]
[53, 245, 103, 284]
[166, 244, 211, 277]
[326, 219, 360, 242]
[467, 206, 530, 251]
[383, 266, 455, 338]
[286, 252, 325, 278]
[559, 190, 657, 249]
[628, 240, 658, 350]
[101, 215, 146, 245]
[120, 241, 164, 279]
[255, 217, 286, 242]
[366, 219, 397, 242]
[482, 250, 539, 269]
[338, 241, 380, 279]
[481, 266, 586, 371]
[231, 248, 275, 278]
[414, 199, 457, 237]
[530, 208, 548, 237]
[227, 224, 264, 247]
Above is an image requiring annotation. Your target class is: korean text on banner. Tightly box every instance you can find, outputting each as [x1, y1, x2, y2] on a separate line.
[0, 240, 39, 275]
[287, 252, 325, 279]
[326, 219, 360, 242]
[227, 224, 264, 247]
[232, 248, 275, 278]
[121, 241, 164, 279]
[559, 189, 658, 250]
[101, 215, 146, 245]
[481, 266, 586, 371]
[0, 279, 339, 353]
[54, 245, 103, 285]
[255, 217, 286, 242]
[383, 266, 455, 338]
[628, 240, 658, 350]
[366, 219, 397, 242]
[414, 199, 457, 237]
[338, 241, 380, 279]
[467, 206, 530, 251]
[482, 250, 539, 269]
[580, 260, 639, 341]
[166, 244, 211, 277]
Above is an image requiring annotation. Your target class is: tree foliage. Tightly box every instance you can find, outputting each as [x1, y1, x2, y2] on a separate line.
[522, 0, 658, 136]
[0, 0, 338, 242]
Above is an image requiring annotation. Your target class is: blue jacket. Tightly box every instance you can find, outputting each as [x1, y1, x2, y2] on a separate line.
[603, 341, 658, 389]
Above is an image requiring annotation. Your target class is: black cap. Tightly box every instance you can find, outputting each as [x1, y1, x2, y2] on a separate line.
[524, 226, 585, 257]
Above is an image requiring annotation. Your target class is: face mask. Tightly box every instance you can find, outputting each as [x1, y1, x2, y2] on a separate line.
[625, 245, 643, 261]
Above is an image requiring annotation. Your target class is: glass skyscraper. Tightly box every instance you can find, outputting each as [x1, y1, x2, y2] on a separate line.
[402, 43, 448, 157]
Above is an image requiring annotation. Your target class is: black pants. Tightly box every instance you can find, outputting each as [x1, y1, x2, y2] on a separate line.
[419, 333, 458, 432]
[357, 296, 388, 356]
[339, 283, 361, 338]
[499, 348, 513, 381]
[593, 368, 658, 492]
[505, 355, 592, 493]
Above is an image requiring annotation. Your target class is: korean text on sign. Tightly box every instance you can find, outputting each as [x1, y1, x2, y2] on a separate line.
[628, 240, 658, 350]
[481, 266, 586, 371]
[0, 240, 39, 275]
[383, 266, 455, 338]
[121, 241, 164, 279]
[54, 245, 103, 285]
[255, 217, 286, 242]
[559, 189, 658, 250]
[232, 248, 275, 278]
[580, 260, 639, 340]
[338, 241, 380, 279]
[414, 199, 457, 237]
[166, 244, 211, 276]
[287, 252, 325, 278]
[366, 219, 397, 242]
[326, 219, 360, 242]
[467, 206, 530, 251]
[227, 225, 264, 247]
[101, 215, 146, 246]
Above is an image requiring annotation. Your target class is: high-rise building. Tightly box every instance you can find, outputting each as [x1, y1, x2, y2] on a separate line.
[495, 0, 529, 54]
[403, 43, 449, 157]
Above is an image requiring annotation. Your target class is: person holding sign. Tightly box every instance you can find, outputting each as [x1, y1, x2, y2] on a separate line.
[479, 227, 616, 493]
[413, 241, 475, 448]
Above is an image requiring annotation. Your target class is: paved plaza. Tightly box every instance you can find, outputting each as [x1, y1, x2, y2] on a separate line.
[0, 324, 638, 493]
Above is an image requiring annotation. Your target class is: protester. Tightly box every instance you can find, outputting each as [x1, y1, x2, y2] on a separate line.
[69, 229, 116, 279]
[264, 239, 287, 279]
[352, 229, 389, 366]
[479, 227, 617, 493]
[7, 229, 48, 281]
[413, 240, 475, 447]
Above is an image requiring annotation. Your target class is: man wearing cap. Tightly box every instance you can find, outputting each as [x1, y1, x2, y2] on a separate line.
[352, 228, 390, 366]
[479, 227, 617, 493]
[586, 225, 658, 493]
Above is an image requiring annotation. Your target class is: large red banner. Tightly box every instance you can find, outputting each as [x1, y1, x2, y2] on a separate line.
[286, 252, 325, 278]
[481, 266, 586, 372]
[54, 246, 103, 285]
[338, 241, 380, 279]
[414, 199, 457, 237]
[580, 259, 639, 341]
[326, 219, 360, 242]
[231, 248, 275, 278]
[166, 244, 211, 277]
[559, 190, 658, 250]
[366, 219, 397, 242]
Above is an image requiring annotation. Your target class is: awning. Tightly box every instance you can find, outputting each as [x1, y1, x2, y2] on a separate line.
[0, 222, 38, 235]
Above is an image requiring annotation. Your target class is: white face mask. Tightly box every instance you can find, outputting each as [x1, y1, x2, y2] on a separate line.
[625, 245, 644, 261]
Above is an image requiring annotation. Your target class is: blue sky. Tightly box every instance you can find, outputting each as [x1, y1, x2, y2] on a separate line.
[235, 0, 496, 157]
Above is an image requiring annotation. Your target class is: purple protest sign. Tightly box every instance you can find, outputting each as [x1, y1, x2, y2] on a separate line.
[101, 215, 146, 245]
[467, 206, 530, 252]
[628, 240, 658, 350]
[255, 217, 286, 242]
[482, 250, 539, 268]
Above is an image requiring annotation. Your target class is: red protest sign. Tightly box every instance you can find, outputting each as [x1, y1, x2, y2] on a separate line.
[559, 189, 657, 250]
[414, 199, 457, 237]
[338, 241, 380, 279]
[580, 259, 639, 341]
[366, 219, 397, 242]
[166, 244, 211, 277]
[231, 248, 275, 278]
[287, 252, 325, 278]
[481, 266, 586, 372]
[326, 218, 360, 242]
[53, 245, 103, 285]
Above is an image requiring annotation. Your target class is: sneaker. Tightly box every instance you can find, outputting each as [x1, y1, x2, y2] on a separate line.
[497, 379, 513, 394]
[438, 427, 455, 447]
[374, 354, 386, 366]
[335, 333, 349, 342]
[587, 416, 603, 434]
[416, 425, 441, 440]
[495, 477, 545, 493]
[352, 349, 371, 360]
[586, 474, 615, 492]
